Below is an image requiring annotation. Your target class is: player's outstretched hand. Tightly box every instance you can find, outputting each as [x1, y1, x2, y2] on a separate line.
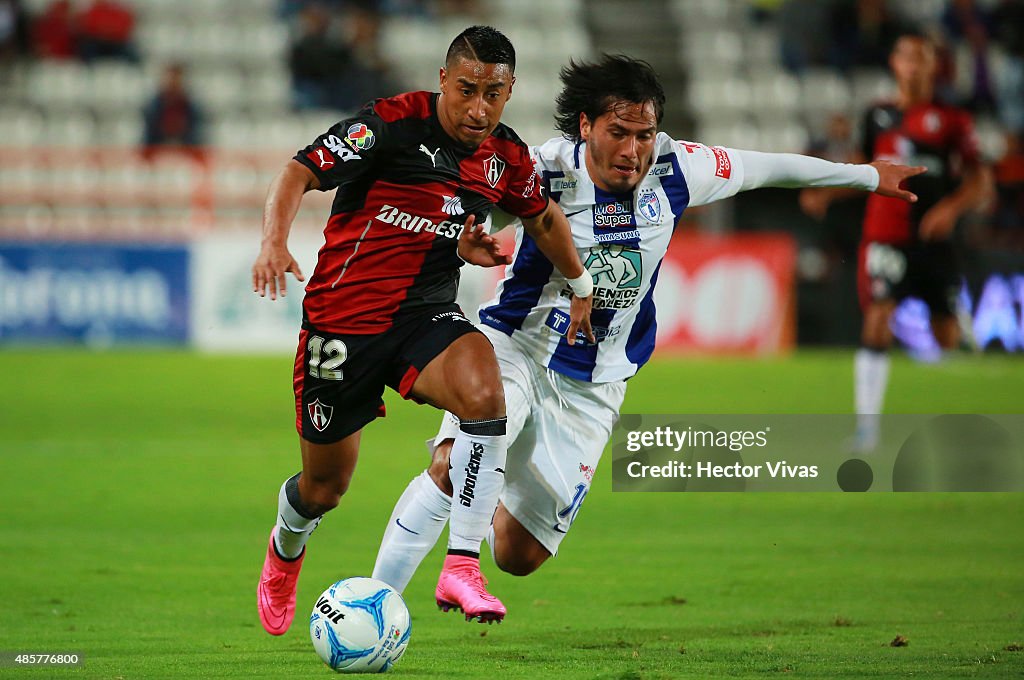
[457, 214, 511, 267]
[252, 241, 305, 300]
[566, 293, 596, 347]
[871, 160, 927, 203]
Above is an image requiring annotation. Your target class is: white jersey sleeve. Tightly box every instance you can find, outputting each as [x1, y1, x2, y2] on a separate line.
[674, 140, 881, 207]
[672, 140, 748, 207]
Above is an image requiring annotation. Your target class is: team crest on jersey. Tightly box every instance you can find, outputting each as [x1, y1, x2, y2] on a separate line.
[483, 153, 506, 188]
[307, 398, 334, 433]
[345, 123, 375, 151]
[637, 189, 662, 223]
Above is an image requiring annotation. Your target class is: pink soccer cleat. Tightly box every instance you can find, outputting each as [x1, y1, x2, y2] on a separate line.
[435, 554, 506, 624]
[257, 529, 305, 635]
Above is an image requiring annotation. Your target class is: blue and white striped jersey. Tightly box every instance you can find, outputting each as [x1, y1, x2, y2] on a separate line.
[479, 132, 749, 383]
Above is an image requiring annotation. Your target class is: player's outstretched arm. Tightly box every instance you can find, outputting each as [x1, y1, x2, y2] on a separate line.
[732, 149, 925, 198]
[521, 201, 595, 346]
[252, 160, 318, 300]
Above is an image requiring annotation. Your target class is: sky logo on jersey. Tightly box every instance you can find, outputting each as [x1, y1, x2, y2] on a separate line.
[484, 153, 506, 188]
[345, 123, 375, 151]
[637, 189, 661, 223]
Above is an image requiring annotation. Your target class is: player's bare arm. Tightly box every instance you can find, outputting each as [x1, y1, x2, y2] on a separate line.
[252, 160, 317, 300]
[520, 200, 595, 345]
[457, 214, 511, 267]
[919, 163, 994, 240]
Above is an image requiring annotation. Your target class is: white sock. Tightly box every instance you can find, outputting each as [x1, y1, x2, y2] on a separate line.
[485, 524, 497, 564]
[273, 473, 321, 560]
[371, 471, 452, 592]
[854, 348, 890, 437]
[447, 418, 507, 556]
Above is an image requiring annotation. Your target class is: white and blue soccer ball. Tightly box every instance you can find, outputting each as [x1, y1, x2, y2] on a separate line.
[309, 577, 411, 673]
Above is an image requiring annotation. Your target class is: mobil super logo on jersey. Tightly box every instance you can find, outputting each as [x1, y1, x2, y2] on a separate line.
[592, 187, 640, 245]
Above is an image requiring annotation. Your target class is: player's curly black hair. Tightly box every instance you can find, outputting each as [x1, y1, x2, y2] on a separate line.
[554, 55, 666, 142]
[446, 25, 516, 72]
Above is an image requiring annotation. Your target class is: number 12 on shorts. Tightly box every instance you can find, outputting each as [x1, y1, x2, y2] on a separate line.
[308, 335, 348, 380]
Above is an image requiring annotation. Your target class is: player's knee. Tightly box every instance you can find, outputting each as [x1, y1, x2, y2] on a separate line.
[302, 478, 349, 514]
[454, 381, 504, 421]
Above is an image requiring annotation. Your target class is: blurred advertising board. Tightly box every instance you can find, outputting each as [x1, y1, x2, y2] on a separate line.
[191, 233, 321, 352]
[0, 242, 189, 345]
[652, 232, 797, 354]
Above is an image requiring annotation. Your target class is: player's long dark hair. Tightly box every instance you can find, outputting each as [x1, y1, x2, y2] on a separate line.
[555, 55, 666, 142]
[446, 25, 516, 72]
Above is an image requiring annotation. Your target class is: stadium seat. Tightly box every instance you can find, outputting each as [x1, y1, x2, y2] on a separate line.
[800, 69, 853, 115]
[750, 72, 801, 113]
[852, 70, 894, 108]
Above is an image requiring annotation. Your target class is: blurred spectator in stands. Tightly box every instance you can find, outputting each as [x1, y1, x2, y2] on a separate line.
[941, 0, 998, 114]
[991, 0, 1024, 133]
[288, 2, 400, 111]
[807, 112, 858, 164]
[76, 0, 138, 63]
[32, 0, 75, 59]
[142, 63, 204, 160]
[0, 0, 29, 65]
[289, 3, 356, 109]
[829, 0, 910, 73]
[777, 0, 831, 73]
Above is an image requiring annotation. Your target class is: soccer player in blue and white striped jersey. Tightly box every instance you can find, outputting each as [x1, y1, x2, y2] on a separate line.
[372, 55, 924, 598]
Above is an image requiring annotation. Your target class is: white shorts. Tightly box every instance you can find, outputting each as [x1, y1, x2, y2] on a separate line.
[434, 325, 627, 555]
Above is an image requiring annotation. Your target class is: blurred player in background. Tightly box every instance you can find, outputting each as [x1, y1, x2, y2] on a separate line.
[251, 25, 593, 632]
[371, 54, 925, 593]
[801, 32, 993, 452]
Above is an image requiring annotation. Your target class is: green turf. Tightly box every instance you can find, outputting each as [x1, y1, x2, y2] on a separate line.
[0, 349, 1021, 679]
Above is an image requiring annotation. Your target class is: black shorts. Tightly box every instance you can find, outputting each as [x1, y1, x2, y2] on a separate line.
[293, 304, 480, 444]
[858, 240, 960, 317]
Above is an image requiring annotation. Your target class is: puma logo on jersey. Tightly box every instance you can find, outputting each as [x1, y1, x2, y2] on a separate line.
[313, 148, 334, 169]
[419, 144, 440, 167]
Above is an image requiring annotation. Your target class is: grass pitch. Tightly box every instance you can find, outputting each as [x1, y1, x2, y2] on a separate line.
[0, 349, 1021, 679]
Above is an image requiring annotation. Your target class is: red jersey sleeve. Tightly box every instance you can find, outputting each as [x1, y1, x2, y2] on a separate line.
[496, 144, 548, 218]
[293, 105, 385, 191]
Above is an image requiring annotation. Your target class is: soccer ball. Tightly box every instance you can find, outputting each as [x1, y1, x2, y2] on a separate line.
[309, 577, 411, 673]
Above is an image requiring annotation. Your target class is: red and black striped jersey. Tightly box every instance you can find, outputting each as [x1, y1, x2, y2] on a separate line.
[861, 99, 980, 245]
[293, 90, 547, 334]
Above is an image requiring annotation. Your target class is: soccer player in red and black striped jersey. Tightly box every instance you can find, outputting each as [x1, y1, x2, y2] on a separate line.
[802, 33, 992, 451]
[252, 26, 594, 632]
